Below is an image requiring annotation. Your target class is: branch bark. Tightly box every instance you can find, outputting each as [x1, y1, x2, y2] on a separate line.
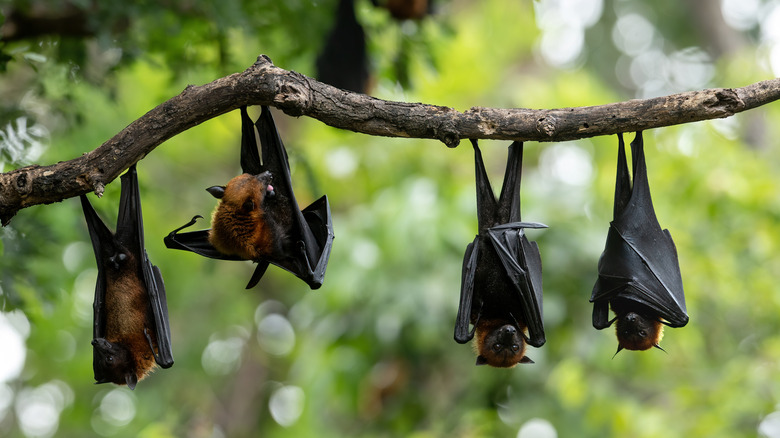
[1, 54, 779, 225]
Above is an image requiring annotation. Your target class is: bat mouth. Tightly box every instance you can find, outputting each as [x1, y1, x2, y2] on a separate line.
[256, 172, 276, 197]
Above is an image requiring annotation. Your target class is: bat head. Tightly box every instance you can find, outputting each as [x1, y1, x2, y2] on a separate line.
[208, 171, 275, 205]
[475, 320, 534, 368]
[208, 172, 289, 260]
[614, 311, 664, 352]
[92, 338, 139, 390]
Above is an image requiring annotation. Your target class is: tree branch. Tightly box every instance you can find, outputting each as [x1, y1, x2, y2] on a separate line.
[1, 54, 779, 225]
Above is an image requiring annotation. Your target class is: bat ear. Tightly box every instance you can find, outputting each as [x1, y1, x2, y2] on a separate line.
[475, 355, 489, 366]
[206, 186, 226, 199]
[612, 345, 624, 359]
[519, 356, 534, 365]
[125, 373, 138, 390]
[653, 343, 667, 353]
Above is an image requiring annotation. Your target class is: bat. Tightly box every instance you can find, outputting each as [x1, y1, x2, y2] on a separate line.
[454, 140, 547, 367]
[590, 132, 688, 354]
[164, 106, 334, 290]
[316, 0, 369, 93]
[81, 164, 174, 389]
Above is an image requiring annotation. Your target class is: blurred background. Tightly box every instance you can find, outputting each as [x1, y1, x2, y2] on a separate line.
[1, 0, 780, 436]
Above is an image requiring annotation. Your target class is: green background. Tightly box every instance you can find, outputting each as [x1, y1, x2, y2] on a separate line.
[1, 0, 780, 436]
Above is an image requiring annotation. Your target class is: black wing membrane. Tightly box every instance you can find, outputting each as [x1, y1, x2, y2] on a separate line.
[118, 167, 174, 368]
[454, 239, 479, 343]
[590, 132, 688, 327]
[165, 106, 334, 289]
[453, 140, 547, 346]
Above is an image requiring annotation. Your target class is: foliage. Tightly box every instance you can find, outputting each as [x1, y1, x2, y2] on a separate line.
[2, 0, 780, 437]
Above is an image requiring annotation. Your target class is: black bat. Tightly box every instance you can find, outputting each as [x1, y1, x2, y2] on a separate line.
[454, 140, 547, 367]
[591, 132, 688, 353]
[164, 106, 334, 290]
[315, 0, 369, 93]
[81, 164, 174, 389]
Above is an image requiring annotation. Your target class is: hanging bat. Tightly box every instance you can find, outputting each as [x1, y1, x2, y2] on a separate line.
[591, 132, 688, 354]
[316, 0, 370, 93]
[454, 140, 547, 367]
[164, 106, 334, 290]
[81, 164, 174, 389]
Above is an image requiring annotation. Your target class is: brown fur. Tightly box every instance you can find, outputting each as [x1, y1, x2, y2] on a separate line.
[474, 319, 529, 368]
[103, 253, 158, 384]
[208, 174, 277, 260]
[385, 0, 428, 20]
[616, 317, 664, 351]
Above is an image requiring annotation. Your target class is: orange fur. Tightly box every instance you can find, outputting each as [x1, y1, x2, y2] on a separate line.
[474, 319, 528, 368]
[208, 174, 274, 259]
[103, 254, 158, 383]
[385, 0, 428, 20]
[616, 319, 664, 351]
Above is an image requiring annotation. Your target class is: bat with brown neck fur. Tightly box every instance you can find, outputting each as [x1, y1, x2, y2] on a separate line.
[164, 106, 334, 290]
[81, 164, 174, 389]
[454, 140, 546, 368]
[591, 132, 688, 354]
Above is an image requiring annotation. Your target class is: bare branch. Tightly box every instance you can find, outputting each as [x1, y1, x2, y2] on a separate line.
[1, 54, 779, 225]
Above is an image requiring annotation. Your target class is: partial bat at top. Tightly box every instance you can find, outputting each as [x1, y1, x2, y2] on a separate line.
[454, 140, 547, 367]
[591, 132, 688, 354]
[81, 164, 174, 389]
[164, 106, 334, 290]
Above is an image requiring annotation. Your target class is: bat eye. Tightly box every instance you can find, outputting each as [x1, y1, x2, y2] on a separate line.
[639, 330, 647, 338]
[106, 356, 114, 363]
[492, 343, 502, 352]
[511, 344, 520, 352]
[242, 200, 255, 212]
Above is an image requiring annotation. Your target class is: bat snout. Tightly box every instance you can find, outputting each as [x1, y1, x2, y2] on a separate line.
[255, 172, 276, 197]
[496, 324, 521, 344]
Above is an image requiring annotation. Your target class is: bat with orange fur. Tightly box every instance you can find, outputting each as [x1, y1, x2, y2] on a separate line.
[454, 140, 546, 367]
[164, 106, 334, 290]
[591, 132, 688, 354]
[81, 164, 174, 389]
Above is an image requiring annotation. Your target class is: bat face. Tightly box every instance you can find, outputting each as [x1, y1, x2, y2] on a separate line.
[92, 338, 139, 389]
[207, 171, 292, 261]
[614, 311, 663, 352]
[475, 320, 534, 367]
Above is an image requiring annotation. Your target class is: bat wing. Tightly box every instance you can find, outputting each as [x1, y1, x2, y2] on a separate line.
[252, 106, 334, 289]
[591, 132, 688, 327]
[487, 223, 547, 347]
[163, 216, 245, 261]
[118, 165, 174, 368]
[79, 194, 115, 345]
[454, 238, 479, 344]
[470, 139, 500, 231]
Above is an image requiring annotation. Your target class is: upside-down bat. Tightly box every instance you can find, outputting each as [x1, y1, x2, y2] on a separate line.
[454, 140, 547, 367]
[591, 132, 688, 354]
[316, 0, 370, 94]
[81, 164, 174, 389]
[165, 106, 334, 290]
